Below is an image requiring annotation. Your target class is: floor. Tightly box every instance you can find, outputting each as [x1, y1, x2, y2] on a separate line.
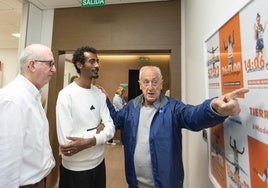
[105, 143, 128, 188]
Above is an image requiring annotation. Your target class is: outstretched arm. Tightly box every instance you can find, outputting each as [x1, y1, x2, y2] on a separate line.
[254, 23, 258, 40]
[238, 147, 245, 155]
[230, 136, 234, 149]
[211, 88, 249, 116]
[96, 84, 125, 128]
[264, 20, 267, 31]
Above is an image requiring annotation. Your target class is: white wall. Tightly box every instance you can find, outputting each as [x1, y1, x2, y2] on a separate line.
[0, 49, 19, 87]
[0, 1, 54, 109]
[182, 0, 251, 187]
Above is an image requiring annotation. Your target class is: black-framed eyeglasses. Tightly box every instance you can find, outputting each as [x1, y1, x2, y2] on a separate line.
[87, 58, 100, 65]
[34, 60, 55, 68]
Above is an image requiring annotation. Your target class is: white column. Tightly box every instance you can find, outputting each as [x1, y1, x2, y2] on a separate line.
[18, 0, 54, 111]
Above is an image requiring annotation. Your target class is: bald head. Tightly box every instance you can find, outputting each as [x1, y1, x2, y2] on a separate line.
[19, 44, 52, 71]
[19, 44, 56, 90]
[139, 66, 162, 80]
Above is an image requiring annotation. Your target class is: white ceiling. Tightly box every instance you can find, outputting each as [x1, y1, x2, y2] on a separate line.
[0, 0, 22, 48]
[0, 0, 169, 49]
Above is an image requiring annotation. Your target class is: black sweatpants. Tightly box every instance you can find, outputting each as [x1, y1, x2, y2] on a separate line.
[59, 160, 106, 188]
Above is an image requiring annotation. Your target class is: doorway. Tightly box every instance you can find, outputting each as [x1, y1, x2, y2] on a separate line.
[128, 69, 141, 100]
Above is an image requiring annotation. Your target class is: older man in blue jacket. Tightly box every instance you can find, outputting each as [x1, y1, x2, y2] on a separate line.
[106, 66, 249, 188]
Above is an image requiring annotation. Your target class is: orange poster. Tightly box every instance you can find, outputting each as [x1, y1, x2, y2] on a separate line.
[219, 14, 244, 95]
[248, 136, 268, 188]
[210, 124, 227, 188]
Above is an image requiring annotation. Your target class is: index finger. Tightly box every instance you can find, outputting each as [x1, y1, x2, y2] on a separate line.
[228, 88, 249, 99]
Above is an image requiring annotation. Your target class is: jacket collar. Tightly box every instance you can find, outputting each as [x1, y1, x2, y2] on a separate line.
[133, 92, 168, 108]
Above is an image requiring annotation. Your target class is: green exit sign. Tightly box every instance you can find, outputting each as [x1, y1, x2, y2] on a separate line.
[82, 0, 105, 7]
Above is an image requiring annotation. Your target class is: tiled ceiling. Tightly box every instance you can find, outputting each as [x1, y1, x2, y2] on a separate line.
[0, 0, 22, 48]
[0, 0, 169, 49]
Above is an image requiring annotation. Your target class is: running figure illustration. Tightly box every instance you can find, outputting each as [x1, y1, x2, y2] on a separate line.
[228, 136, 247, 176]
[223, 30, 235, 69]
[254, 13, 267, 70]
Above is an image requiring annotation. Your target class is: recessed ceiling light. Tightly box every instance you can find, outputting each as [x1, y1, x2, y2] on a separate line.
[12, 33, 20, 38]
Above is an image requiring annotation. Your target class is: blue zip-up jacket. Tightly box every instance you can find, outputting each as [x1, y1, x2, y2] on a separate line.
[107, 93, 227, 188]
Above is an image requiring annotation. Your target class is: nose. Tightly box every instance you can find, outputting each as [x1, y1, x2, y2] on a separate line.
[94, 62, 100, 68]
[51, 65, 56, 73]
[147, 82, 154, 89]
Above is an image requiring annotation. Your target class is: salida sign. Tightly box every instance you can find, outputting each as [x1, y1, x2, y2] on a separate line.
[82, 0, 105, 7]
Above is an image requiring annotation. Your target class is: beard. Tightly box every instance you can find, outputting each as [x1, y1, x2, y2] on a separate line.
[91, 68, 99, 79]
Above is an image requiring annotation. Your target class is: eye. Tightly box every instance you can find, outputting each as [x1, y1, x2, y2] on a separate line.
[152, 80, 158, 86]
[142, 80, 150, 86]
[88, 58, 99, 64]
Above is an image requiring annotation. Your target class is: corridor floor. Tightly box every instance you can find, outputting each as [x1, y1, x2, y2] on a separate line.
[105, 143, 128, 188]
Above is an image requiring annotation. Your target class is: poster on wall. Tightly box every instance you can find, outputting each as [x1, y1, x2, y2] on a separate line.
[205, 0, 268, 187]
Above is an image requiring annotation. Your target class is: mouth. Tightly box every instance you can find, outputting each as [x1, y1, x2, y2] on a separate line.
[147, 92, 155, 97]
[91, 68, 99, 74]
[91, 68, 99, 78]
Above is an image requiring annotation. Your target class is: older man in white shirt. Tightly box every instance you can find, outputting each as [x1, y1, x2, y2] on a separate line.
[0, 44, 56, 188]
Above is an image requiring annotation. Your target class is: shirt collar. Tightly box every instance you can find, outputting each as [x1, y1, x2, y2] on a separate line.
[141, 97, 160, 109]
[17, 74, 41, 100]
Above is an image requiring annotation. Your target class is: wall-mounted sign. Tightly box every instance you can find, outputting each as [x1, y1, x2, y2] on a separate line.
[139, 57, 151, 63]
[82, 0, 105, 7]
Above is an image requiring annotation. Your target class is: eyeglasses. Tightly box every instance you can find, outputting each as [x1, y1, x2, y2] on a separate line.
[87, 58, 100, 65]
[141, 79, 160, 87]
[34, 60, 55, 68]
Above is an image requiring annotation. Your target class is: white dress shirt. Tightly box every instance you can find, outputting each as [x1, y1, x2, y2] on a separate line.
[0, 74, 55, 187]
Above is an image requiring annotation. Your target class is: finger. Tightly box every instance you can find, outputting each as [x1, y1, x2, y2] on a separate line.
[66, 136, 79, 141]
[62, 150, 71, 156]
[227, 88, 249, 99]
[60, 146, 70, 152]
[60, 144, 70, 149]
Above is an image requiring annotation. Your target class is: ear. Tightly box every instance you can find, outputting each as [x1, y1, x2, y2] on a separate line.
[27, 60, 36, 72]
[159, 79, 163, 90]
[138, 80, 142, 90]
[76, 62, 83, 70]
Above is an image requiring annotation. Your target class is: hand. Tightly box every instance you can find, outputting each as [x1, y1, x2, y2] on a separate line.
[60, 136, 96, 156]
[96, 85, 108, 97]
[96, 123, 105, 134]
[211, 88, 249, 116]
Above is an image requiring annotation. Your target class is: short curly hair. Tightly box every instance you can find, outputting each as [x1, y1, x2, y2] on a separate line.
[72, 46, 97, 74]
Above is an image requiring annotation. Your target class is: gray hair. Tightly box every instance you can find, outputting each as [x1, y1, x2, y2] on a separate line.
[139, 66, 163, 80]
[19, 44, 46, 71]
